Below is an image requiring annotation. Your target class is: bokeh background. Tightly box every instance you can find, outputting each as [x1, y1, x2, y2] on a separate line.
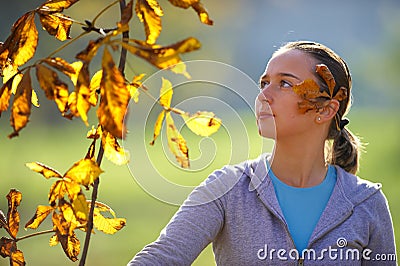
[1, 0, 399, 265]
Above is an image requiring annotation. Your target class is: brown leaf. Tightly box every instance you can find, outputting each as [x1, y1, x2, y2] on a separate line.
[120, 37, 201, 71]
[9, 71, 32, 138]
[333, 86, 348, 101]
[0, 11, 38, 69]
[135, 0, 163, 45]
[6, 190, 22, 239]
[42, 57, 77, 76]
[165, 112, 189, 168]
[292, 78, 331, 113]
[10, 249, 25, 266]
[0, 237, 13, 258]
[25, 162, 63, 179]
[97, 48, 130, 139]
[316, 64, 335, 96]
[54, 229, 80, 262]
[36, 64, 69, 113]
[25, 205, 54, 229]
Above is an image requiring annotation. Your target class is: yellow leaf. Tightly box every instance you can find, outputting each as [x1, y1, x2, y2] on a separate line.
[149, 110, 165, 145]
[1, 64, 18, 84]
[102, 131, 130, 165]
[165, 112, 189, 168]
[36, 64, 69, 113]
[59, 199, 82, 233]
[170, 62, 191, 79]
[88, 70, 101, 106]
[25, 162, 63, 179]
[49, 234, 58, 246]
[68, 61, 83, 86]
[135, 0, 163, 45]
[3, 11, 38, 68]
[56, 230, 80, 262]
[9, 70, 32, 138]
[159, 77, 173, 108]
[10, 249, 25, 266]
[75, 63, 91, 125]
[49, 180, 81, 206]
[6, 189, 22, 239]
[38, 0, 78, 12]
[71, 193, 88, 222]
[97, 48, 130, 139]
[31, 89, 40, 107]
[181, 111, 221, 137]
[127, 84, 140, 103]
[63, 159, 103, 189]
[92, 202, 126, 234]
[86, 125, 102, 140]
[120, 37, 201, 72]
[25, 205, 54, 229]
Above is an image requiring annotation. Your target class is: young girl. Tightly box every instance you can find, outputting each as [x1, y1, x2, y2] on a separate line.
[127, 41, 397, 265]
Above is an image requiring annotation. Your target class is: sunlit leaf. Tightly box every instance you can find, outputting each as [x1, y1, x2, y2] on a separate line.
[165, 112, 189, 168]
[49, 234, 58, 246]
[55, 230, 80, 262]
[86, 125, 102, 140]
[88, 70, 101, 106]
[119, 37, 201, 72]
[71, 193, 88, 222]
[38, 0, 79, 12]
[31, 89, 40, 108]
[9, 71, 32, 138]
[0, 11, 38, 69]
[149, 110, 165, 145]
[64, 159, 103, 189]
[6, 189, 22, 239]
[127, 73, 145, 103]
[43, 57, 77, 76]
[36, 64, 69, 113]
[67, 61, 83, 86]
[72, 63, 91, 125]
[135, 0, 163, 45]
[10, 249, 25, 266]
[181, 111, 221, 137]
[92, 202, 126, 234]
[170, 62, 191, 79]
[0, 78, 13, 116]
[167, 0, 213, 25]
[159, 77, 173, 108]
[102, 131, 130, 165]
[1, 64, 18, 84]
[25, 205, 54, 229]
[25, 162, 62, 179]
[59, 199, 82, 232]
[97, 48, 130, 139]
[49, 180, 81, 206]
[0, 237, 13, 258]
[37, 12, 73, 41]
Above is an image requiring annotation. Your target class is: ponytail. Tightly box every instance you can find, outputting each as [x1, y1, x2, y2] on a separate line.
[329, 127, 362, 174]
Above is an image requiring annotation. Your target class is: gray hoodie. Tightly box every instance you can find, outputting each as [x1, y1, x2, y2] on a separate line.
[128, 153, 397, 265]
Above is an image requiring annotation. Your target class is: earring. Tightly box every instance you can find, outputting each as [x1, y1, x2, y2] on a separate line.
[317, 117, 321, 121]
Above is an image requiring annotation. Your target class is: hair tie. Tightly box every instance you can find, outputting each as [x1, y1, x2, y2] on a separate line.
[339, 118, 349, 130]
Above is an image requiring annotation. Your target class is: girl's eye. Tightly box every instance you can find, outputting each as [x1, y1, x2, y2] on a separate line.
[280, 80, 292, 88]
[259, 80, 269, 89]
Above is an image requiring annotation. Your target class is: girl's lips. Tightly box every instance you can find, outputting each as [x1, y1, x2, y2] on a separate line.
[257, 112, 274, 119]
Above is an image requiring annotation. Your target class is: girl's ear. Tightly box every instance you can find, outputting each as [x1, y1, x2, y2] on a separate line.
[316, 99, 339, 123]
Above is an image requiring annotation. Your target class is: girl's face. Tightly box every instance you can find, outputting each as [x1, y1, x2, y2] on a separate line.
[255, 49, 318, 140]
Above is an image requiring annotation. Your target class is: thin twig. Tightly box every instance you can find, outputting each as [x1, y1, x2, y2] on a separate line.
[79, 1, 129, 265]
[16, 229, 55, 242]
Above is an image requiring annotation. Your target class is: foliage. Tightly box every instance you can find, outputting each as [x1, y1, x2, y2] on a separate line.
[0, 0, 217, 265]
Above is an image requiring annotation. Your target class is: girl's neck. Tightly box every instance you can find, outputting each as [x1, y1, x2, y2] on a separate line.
[269, 138, 328, 188]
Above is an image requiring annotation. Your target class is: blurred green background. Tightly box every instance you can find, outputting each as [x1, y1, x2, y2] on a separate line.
[1, 0, 399, 265]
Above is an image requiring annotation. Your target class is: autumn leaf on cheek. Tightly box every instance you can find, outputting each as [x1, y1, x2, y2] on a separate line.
[292, 79, 330, 114]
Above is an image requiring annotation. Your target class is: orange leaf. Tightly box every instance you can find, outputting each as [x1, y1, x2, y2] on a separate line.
[135, 0, 163, 45]
[6, 189, 22, 239]
[36, 64, 69, 113]
[120, 37, 201, 71]
[10, 249, 25, 266]
[25, 205, 54, 229]
[0, 237, 13, 258]
[9, 71, 32, 138]
[167, 0, 213, 25]
[63, 159, 103, 189]
[0, 77, 13, 115]
[97, 48, 130, 139]
[37, 12, 73, 41]
[25, 162, 63, 179]
[165, 112, 189, 168]
[149, 110, 165, 145]
[333, 86, 348, 101]
[316, 64, 336, 96]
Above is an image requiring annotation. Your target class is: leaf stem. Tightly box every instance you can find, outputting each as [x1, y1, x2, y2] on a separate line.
[16, 229, 55, 242]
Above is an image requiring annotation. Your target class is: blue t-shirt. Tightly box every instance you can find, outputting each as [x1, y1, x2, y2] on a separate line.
[269, 163, 337, 252]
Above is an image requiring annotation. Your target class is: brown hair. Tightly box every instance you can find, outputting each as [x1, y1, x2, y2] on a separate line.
[276, 41, 361, 174]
